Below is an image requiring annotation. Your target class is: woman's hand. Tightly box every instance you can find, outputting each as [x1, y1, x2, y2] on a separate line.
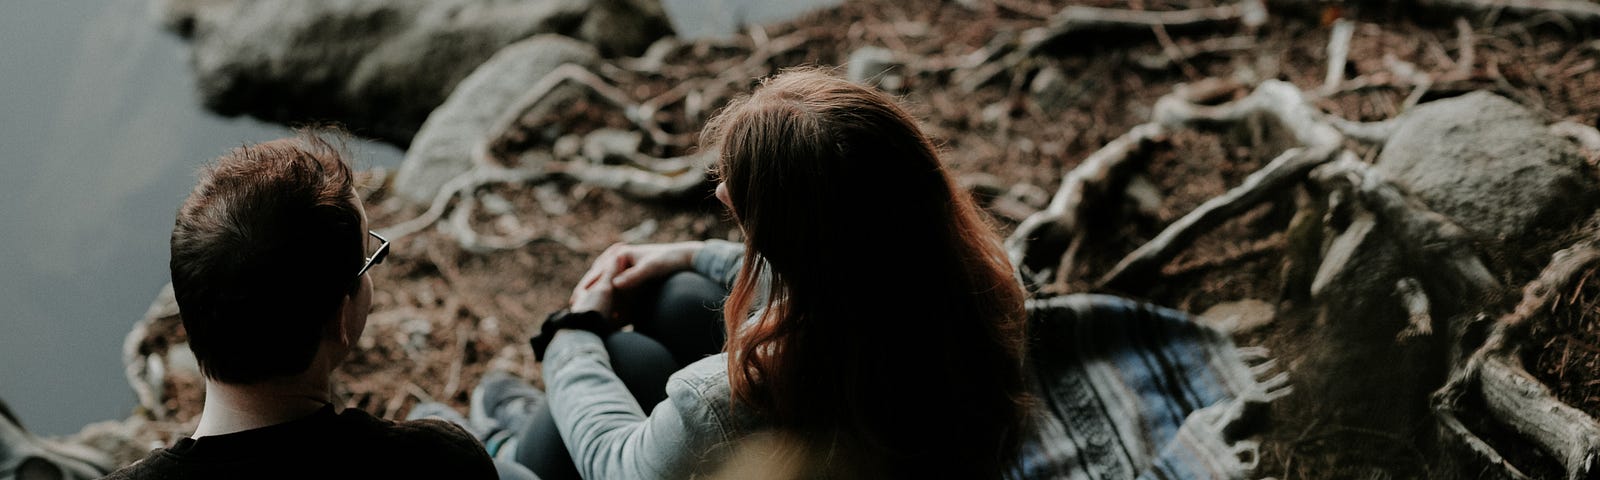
[570, 259, 616, 318]
[569, 241, 703, 321]
[576, 241, 704, 292]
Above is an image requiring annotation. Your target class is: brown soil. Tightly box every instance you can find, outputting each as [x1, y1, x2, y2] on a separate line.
[141, 1, 1600, 478]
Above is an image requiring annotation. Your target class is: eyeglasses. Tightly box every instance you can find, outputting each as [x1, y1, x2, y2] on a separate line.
[356, 230, 389, 279]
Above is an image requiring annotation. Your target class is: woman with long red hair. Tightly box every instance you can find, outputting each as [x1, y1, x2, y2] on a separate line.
[498, 68, 1031, 479]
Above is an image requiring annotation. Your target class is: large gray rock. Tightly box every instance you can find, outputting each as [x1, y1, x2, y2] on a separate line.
[393, 35, 598, 204]
[1375, 91, 1598, 245]
[167, 0, 669, 145]
[1273, 91, 1600, 445]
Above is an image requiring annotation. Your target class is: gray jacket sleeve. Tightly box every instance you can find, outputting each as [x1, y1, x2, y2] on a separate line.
[543, 330, 738, 480]
[691, 239, 745, 290]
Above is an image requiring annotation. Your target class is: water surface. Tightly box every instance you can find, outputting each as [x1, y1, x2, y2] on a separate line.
[0, 0, 401, 436]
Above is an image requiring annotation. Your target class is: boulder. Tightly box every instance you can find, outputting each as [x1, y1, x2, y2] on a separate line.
[1375, 91, 1598, 246]
[169, 0, 669, 145]
[393, 36, 598, 204]
[1273, 91, 1600, 445]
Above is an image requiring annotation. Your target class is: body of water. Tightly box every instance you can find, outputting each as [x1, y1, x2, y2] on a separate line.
[0, 0, 402, 436]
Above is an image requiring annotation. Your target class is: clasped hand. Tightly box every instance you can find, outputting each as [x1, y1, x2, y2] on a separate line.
[568, 241, 703, 324]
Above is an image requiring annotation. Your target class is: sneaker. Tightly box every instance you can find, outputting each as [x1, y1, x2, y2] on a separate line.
[468, 371, 546, 442]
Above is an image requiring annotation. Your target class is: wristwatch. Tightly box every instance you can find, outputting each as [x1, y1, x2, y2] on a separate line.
[529, 308, 614, 362]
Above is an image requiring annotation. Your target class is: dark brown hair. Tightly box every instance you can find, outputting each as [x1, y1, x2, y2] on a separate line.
[169, 130, 363, 384]
[703, 68, 1031, 478]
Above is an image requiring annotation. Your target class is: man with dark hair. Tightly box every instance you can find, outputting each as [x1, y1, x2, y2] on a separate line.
[106, 131, 498, 479]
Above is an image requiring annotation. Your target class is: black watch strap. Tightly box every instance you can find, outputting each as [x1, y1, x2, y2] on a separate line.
[529, 309, 613, 362]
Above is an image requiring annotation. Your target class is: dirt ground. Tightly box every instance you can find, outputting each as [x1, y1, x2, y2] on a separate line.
[138, 1, 1600, 477]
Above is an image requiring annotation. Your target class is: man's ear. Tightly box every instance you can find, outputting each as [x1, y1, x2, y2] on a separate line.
[331, 295, 355, 348]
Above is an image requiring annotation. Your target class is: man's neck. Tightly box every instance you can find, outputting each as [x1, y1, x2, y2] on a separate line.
[191, 372, 334, 438]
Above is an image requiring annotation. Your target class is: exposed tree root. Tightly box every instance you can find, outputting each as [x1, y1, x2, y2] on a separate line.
[1005, 122, 1168, 288]
[384, 61, 720, 252]
[1418, 0, 1600, 26]
[1309, 153, 1502, 300]
[1099, 145, 1337, 290]
[1395, 277, 1434, 342]
[1433, 234, 1600, 480]
[1153, 79, 1344, 149]
[1017, 68, 1600, 477]
[1020, 0, 1267, 54]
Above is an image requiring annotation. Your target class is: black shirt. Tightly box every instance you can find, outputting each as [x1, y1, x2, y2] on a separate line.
[103, 405, 497, 479]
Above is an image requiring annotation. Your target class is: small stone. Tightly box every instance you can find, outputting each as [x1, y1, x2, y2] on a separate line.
[1197, 299, 1276, 334]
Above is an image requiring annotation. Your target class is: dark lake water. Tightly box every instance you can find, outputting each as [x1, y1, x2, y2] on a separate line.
[0, 0, 838, 437]
[0, 0, 404, 436]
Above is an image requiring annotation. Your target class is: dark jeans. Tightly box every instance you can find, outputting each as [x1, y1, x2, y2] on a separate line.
[514, 271, 728, 480]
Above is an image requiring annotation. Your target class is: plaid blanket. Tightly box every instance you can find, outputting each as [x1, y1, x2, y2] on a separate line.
[1015, 294, 1287, 480]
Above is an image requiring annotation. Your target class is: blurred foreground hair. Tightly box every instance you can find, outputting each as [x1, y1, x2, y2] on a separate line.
[702, 68, 1031, 478]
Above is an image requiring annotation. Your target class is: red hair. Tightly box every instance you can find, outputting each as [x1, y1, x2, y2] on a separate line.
[703, 68, 1030, 477]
